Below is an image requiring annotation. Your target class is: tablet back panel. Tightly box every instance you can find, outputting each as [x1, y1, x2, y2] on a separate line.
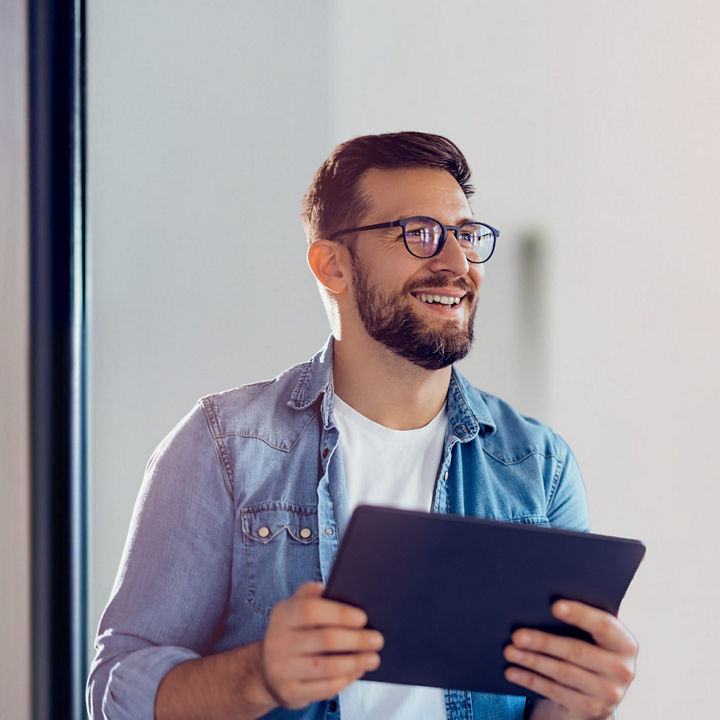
[324, 505, 645, 697]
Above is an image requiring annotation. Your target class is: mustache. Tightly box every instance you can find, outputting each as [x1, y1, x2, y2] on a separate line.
[405, 277, 476, 298]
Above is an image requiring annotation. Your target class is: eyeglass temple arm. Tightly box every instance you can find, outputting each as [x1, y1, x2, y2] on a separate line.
[328, 220, 499, 240]
[327, 221, 399, 240]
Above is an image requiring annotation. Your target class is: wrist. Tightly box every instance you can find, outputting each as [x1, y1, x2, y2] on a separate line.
[529, 699, 616, 720]
[528, 699, 558, 719]
[232, 641, 280, 713]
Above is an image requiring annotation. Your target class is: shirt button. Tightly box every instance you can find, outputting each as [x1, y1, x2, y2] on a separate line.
[329, 700, 338, 712]
[444, 471, 448, 480]
[300, 528, 312, 539]
[322, 448, 329, 459]
[324, 526, 335, 537]
[257, 526, 270, 538]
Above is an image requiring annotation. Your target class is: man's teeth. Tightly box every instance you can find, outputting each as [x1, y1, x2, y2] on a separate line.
[416, 293, 462, 306]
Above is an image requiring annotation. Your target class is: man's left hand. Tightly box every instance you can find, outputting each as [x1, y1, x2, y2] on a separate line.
[503, 600, 637, 720]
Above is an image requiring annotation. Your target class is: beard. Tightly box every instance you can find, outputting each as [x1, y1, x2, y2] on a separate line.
[350, 255, 477, 371]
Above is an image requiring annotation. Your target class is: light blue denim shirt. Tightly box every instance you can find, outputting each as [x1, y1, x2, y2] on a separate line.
[87, 338, 589, 720]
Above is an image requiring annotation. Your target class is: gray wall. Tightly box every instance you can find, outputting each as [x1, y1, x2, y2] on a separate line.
[0, 0, 31, 717]
[88, 2, 720, 717]
[87, 0, 333, 649]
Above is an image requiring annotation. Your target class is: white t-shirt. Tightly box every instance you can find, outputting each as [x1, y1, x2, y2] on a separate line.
[333, 394, 448, 720]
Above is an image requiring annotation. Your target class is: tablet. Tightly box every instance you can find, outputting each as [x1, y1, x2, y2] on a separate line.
[323, 505, 645, 698]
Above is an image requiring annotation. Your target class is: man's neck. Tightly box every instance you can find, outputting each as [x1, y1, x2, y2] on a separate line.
[332, 335, 451, 431]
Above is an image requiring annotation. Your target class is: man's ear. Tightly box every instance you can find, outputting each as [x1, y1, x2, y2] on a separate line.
[307, 240, 350, 295]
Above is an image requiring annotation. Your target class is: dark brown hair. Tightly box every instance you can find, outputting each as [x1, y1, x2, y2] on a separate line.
[301, 131, 474, 245]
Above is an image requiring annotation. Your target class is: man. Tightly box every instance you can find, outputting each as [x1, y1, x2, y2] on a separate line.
[87, 132, 637, 720]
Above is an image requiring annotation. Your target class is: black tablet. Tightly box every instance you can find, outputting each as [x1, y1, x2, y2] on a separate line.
[323, 505, 645, 698]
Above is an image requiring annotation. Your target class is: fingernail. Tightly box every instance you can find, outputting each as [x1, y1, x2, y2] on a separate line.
[364, 653, 380, 669]
[370, 632, 384, 648]
[555, 602, 569, 617]
[506, 646, 525, 661]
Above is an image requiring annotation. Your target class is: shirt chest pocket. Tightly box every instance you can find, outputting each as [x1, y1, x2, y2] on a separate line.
[240, 504, 322, 616]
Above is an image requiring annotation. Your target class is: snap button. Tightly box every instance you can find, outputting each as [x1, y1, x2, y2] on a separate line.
[257, 526, 270, 538]
[300, 528, 312, 539]
[324, 526, 335, 537]
[329, 700, 338, 712]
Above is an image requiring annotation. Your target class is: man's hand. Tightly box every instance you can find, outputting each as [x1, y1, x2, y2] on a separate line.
[503, 600, 637, 720]
[260, 581, 384, 710]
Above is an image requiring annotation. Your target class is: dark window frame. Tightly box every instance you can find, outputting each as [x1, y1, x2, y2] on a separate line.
[29, 0, 88, 717]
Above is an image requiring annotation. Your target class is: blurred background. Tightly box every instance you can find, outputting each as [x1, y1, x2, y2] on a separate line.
[3, 0, 719, 717]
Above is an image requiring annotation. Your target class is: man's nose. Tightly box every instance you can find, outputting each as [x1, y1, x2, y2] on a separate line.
[427, 228, 470, 275]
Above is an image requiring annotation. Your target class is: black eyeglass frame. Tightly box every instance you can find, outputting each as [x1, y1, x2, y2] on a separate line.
[328, 216, 499, 264]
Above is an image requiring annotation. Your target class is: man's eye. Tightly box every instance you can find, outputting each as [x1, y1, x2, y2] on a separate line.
[407, 229, 434, 242]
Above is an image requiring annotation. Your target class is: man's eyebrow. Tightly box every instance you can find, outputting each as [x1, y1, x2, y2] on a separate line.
[395, 215, 478, 225]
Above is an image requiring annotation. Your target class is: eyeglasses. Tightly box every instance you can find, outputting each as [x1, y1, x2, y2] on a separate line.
[328, 216, 499, 264]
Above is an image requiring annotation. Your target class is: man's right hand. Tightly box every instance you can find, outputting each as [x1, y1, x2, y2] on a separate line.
[260, 581, 384, 710]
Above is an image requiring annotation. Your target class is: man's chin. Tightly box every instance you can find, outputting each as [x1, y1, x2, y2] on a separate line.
[390, 329, 474, 371]
[414, 343, 472, 370]
[353, 277, 475, 370]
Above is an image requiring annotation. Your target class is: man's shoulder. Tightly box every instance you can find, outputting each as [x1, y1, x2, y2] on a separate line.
[201, 361, 306, 409]
[196, 355, 323, 445]
[453, 371, 571, 462]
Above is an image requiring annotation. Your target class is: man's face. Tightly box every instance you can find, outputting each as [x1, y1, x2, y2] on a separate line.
[346, 167, 484, 370]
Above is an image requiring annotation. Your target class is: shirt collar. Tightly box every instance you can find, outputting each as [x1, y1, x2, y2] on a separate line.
[447, 366, 496, 440]
[288, 336, 497, 438]
[287, 336, 335, 422]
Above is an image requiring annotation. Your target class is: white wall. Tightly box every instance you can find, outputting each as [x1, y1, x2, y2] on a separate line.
[0, 0, 31, 717]
[330, 1, 720, 716]
[88, 2, 720, 717]
[87, 0, 333, 653]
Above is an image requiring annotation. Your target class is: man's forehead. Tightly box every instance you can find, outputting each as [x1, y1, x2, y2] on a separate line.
[358, 166, 472, 222]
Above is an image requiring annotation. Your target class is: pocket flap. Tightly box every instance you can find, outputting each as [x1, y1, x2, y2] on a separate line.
[241, 504, 319, 544]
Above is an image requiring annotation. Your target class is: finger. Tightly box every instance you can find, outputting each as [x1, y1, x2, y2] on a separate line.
[294, 581, 326, 598]
[278, 595, 368, 630]
[505, 666, 613, 720]
[504, 644, 606, 696]
[511, 628, 608, 671]
[510, 628, 635, 684]
[552, 601, 638, 656]
[284, 649, 381, 682]
[294, 627, 384, 655]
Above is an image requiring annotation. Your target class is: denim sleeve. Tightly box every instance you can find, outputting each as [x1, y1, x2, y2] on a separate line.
[546, 435, 590, 532]
[86, 402, 235, 719]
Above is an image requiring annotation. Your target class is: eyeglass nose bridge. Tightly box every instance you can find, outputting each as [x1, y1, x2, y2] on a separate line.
[432, 223, 467, 259]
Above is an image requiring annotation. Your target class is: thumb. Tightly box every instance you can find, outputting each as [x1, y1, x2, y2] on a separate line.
[294, 581, 326, 598]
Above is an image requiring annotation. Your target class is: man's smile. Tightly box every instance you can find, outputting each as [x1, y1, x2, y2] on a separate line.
[410, 291, 469, 319]
[407, 281, 475, 320]
[411, 292, 463, 306]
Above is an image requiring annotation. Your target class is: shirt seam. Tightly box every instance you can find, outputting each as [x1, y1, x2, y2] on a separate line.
[546, 446, 567, 511]
[199, 398, 234, 497]
[212, 413, 317, 453]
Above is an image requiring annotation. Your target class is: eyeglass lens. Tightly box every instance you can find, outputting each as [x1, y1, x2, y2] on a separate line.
[404, 217, 494, 263]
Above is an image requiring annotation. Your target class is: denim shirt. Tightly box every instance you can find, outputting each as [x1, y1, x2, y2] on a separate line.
[87, 338, 589, 720]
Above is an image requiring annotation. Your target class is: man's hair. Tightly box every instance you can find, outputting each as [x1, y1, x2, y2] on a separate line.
[301, 131, 475, 246]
